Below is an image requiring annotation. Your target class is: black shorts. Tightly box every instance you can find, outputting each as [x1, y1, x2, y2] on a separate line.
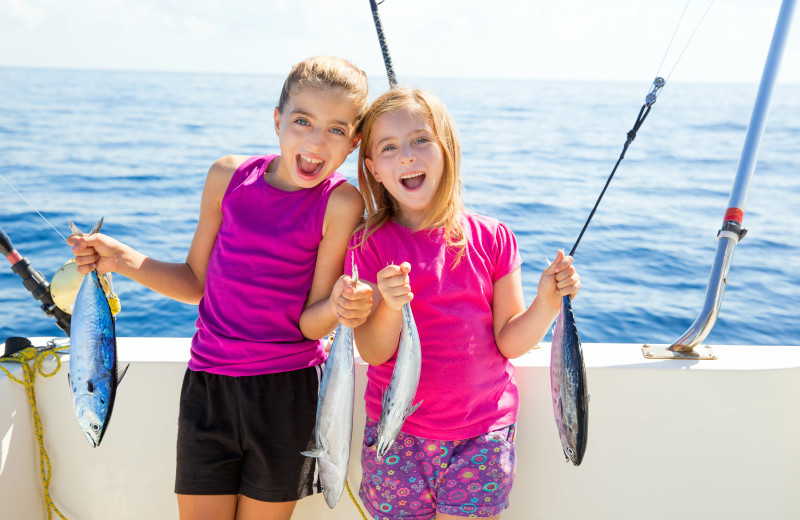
[174, 366, 323, 502]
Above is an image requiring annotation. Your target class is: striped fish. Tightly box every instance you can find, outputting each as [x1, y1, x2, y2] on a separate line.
[376, 302, 422, 461]
[550, 295, 589, 465]
[68, 219, 128, 447]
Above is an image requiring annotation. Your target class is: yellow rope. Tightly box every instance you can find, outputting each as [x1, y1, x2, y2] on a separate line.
[0, 345, 70, 520]
[345, 480, 368, 520]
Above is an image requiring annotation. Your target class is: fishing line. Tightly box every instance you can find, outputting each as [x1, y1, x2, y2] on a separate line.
[655, 0, 716, 83]
[654, 0, 691, 77]
[0, 173, 68, 242]
[568, 1, 714, 257]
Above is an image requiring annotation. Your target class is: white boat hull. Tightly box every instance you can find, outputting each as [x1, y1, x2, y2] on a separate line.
[2, 338, 800, 519]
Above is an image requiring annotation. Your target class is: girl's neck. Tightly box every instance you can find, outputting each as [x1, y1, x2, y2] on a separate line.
[392, 209, 428, 230]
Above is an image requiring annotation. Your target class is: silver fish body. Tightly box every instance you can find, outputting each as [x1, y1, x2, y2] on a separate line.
[68, 219, 126, 447]
[376, 302, 422, 461]
[302, 323, 355, 508]
[302, 262, 359, 508]
[550, 295, 588, 466]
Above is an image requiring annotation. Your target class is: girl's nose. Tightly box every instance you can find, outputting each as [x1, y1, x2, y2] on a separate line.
[399, 143, 415, 164]
[307, 127, 325, 150]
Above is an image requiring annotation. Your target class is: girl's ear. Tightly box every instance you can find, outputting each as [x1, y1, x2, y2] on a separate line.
[365, 157, 381, 182]
[273, 107, 281, 136]
[349, 134, 361, 154]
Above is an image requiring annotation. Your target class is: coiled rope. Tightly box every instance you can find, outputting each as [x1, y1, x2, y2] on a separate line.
[0, 343, 70, 520]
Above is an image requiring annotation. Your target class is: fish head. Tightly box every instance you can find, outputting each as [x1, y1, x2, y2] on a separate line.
[375, 419, 401, 461]
[317, 458, 345, 509]
[74, 393, 109, 447]
[563, 444, 584, 466]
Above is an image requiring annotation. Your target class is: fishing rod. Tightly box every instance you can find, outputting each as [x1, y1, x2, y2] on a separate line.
[644, 0, 798, 360]
[1, 224, 71, 335]
[368, 0, 398, 87]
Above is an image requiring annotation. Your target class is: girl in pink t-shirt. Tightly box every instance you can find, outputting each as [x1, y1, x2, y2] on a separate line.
[348, 88, 581, 520]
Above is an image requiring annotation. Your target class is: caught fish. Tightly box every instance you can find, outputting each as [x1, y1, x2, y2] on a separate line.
[376, 302, 422, 461]
[550, 295, 588, 465]
[302, 262, 358, 508]
[68, 218, 128, 447]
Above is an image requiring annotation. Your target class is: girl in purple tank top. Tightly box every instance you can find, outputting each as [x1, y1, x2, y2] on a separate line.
[348, 88, 582, 520]
[67, 57, 374, 519]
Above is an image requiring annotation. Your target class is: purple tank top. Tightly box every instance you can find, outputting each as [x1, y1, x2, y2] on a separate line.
[189, 154, 346, 376]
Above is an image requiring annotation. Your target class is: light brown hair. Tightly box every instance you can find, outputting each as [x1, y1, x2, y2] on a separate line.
[357, 87, 466, 262]
[277, 56, 369, 126]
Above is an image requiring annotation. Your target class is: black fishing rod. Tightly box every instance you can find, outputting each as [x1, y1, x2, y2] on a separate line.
[368, 0, 398, 87]
[0, 224, 71, 335]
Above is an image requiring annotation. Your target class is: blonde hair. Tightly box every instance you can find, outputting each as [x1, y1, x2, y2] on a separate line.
[357, 88, 466, 262]
[277, 56, 369, 126]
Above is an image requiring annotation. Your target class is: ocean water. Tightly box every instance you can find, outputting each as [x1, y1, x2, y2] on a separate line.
[0, 67, 798, 346]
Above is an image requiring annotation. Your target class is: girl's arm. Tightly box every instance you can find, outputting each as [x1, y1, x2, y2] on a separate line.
[352, 263, 412, 366]
[493, 250, 581, 359]
[67, 155, 244, 304]
[298, 182, 372, 340]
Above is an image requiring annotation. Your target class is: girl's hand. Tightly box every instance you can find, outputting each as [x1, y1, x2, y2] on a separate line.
[67, 232, 127, 275]
[539, 250, 581, 310]
[331, 274, 374, 328]
[376, 262, 413, 312]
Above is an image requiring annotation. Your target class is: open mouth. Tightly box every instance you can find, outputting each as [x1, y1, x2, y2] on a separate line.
[401, 172, 425, 190]
[296, 154, 325, 178]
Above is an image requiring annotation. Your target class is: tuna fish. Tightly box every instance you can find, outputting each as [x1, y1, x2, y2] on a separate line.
[67, 219, 127, 447]
[376, 302, 422, 461]
[550, 295, 588, 465]
[302, 263, 358, 508]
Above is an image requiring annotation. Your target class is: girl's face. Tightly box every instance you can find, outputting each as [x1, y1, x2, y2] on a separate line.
[269, 86, 360, 191]
[365, 108, 445, 228]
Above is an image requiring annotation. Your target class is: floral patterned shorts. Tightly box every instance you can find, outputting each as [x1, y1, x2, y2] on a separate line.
[359, 417, 516, 519]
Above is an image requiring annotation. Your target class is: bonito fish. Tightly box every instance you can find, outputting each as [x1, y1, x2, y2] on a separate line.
[68, 219, 128, 447]
[302, 263, 358, 508]
[376, 302, 422, 461]
[550, 295, 588, 466]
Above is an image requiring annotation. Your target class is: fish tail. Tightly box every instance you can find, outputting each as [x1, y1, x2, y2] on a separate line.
[67, 221, 82, 236]
[90, 217, 104, 234]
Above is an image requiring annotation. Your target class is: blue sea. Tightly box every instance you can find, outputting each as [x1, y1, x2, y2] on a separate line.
[0, 67, 798, 346]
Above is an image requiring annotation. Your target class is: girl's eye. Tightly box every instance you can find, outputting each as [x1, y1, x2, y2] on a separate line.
[294, 118, 310, 126]
[415, 136, 430, 144]
[330, 127, 345, 136]
[381, 144, 396, 153]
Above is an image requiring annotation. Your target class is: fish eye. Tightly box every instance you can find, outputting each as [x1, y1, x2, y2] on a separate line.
[91, 423, 101, 432]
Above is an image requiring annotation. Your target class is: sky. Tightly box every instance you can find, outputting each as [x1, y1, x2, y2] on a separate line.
[0, 0, 798, 84]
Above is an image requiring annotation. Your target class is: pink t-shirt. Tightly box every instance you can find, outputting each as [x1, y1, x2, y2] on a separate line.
[347, 213, 523, 440]
[190, 154, 345, 376]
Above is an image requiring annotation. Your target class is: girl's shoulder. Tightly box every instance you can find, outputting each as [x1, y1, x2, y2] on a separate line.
[325, 178, 365, 224]
[461, 212, 512, 238]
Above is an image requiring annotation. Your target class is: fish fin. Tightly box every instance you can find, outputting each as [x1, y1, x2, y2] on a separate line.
[301, 448, 323, 459]
[116, 363, 130, 384]
[405, 400, 423, 418]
